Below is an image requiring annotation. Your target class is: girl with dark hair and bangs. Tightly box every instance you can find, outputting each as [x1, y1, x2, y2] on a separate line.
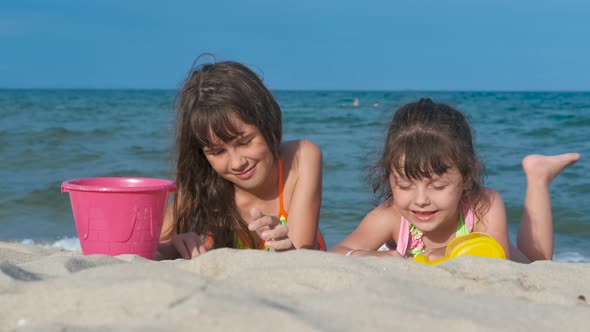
[158, 58, 326, 259]
[331, 98, 580, 262]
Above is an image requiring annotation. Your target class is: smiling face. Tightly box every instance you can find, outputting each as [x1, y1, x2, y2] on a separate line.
[390, 166, 465, 234]
[202, 116, 275, 192]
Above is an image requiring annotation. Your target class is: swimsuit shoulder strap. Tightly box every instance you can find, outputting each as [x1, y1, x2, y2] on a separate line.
[278, 159, 288, 222]
[463, 203, 475, 232]
[455, 209, 468, 237]
[256, 159, 286, 251]
[455, 204, 475, 236]
[396, 216, 410, 257]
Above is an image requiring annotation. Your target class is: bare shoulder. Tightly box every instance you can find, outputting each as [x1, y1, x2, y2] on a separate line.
[363, 199, 400, 231]
[474, 187, 510, 253]
[474, 187, 507, 231]
[281, 139, 322, 171]
[282, 139, 321, 160]
[482, 187, 504, 206]
[337, 198, 399, 250]
[367, 198, 394, 217]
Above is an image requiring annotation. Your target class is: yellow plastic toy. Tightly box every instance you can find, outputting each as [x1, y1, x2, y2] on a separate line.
[413, 232, 506, 265]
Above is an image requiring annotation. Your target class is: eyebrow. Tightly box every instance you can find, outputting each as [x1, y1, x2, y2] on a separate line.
[203, 131, 252, 148]
[202, 145, 220, 152]
[393, 174, 411, 182]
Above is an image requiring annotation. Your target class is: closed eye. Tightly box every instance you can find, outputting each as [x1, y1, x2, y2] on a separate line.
[238, 137, 253, 146]
[396, 183, 413, 190]
[430, 182, 448, 190]
[203, 148, 224, 156]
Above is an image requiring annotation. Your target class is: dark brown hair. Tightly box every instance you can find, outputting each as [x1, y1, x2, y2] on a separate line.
[170, 59, 282, 248]
[369, 98, 490, 221]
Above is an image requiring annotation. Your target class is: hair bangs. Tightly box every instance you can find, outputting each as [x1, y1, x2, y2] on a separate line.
[390, 131, 456, 180]
[190, 107, 243, 148]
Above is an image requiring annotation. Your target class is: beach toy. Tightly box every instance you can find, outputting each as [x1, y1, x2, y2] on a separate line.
[413, 232, 506, 265]
[61, 177, 176, 259]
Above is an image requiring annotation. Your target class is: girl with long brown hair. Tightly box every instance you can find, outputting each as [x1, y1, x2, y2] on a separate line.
[158, 59, 325, 259]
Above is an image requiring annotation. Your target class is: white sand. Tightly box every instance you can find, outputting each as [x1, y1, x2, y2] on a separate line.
[1, 241, 589, 332]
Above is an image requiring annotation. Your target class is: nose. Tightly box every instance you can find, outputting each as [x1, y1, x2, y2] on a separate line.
[228, 149, 247, 172]
[413, 187, 431, 207]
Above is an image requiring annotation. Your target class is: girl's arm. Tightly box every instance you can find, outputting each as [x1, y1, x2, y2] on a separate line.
[331, 202, 402, 257]
[473, 188, 526, 261]
[157, 191, 209, 260]
[157, 204, 180, 259]
[283, 139, 323, 249]
[159, 199, 176, 242]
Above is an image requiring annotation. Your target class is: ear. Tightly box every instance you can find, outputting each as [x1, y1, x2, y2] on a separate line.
[461, 179, 473, 193]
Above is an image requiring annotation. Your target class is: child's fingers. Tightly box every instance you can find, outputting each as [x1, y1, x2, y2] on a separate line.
[247, 208, 265, 231]
[260, 224, 288, 241]
[173, 232, 205, 259]
[385, 250, 402, 257]
[191, 245, 207, 258]
[261, 224, 290, 250]
[172, 237, 191, 259]
[184, 235, 201, 258]
[188, 234, 212, 258]
[248, 214, 277, 232]
[264, 238, 293, 251]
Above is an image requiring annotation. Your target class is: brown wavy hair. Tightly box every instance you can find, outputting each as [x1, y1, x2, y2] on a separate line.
[169, 58, 282, 248]
[369, 98, 490, 221]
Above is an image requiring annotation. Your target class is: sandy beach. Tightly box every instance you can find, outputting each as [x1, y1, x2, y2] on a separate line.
[1, 241, 589, 331]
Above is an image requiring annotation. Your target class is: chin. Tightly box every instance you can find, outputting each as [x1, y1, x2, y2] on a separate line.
[235, 177, 263, 191]
[412, 221, 442, 233]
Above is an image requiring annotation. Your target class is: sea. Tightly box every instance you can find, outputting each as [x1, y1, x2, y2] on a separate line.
[1, 90, 589, 262]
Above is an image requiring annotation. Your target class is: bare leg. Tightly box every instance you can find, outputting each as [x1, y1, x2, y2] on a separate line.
[517, 153, 580, 261]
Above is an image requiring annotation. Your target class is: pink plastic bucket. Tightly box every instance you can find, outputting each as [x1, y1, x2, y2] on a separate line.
[61, 177, 176, 259]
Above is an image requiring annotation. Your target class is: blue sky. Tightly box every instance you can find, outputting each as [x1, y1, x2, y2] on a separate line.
[1, 0, 589, 90]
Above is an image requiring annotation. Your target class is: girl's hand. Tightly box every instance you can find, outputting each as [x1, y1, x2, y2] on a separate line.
[340, 248, 402, 257]
[167, 232, 209, 259]
[383, 250, 403, 257]
[421, 246, 447, 261]
[248, 208, 293, 251]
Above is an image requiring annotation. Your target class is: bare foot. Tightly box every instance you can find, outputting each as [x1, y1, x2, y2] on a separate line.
[522, 153, 581, 185]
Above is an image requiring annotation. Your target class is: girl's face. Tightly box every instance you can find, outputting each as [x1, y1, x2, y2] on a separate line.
[390, 166, 465, 234]
[202, 117, 275, 192]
